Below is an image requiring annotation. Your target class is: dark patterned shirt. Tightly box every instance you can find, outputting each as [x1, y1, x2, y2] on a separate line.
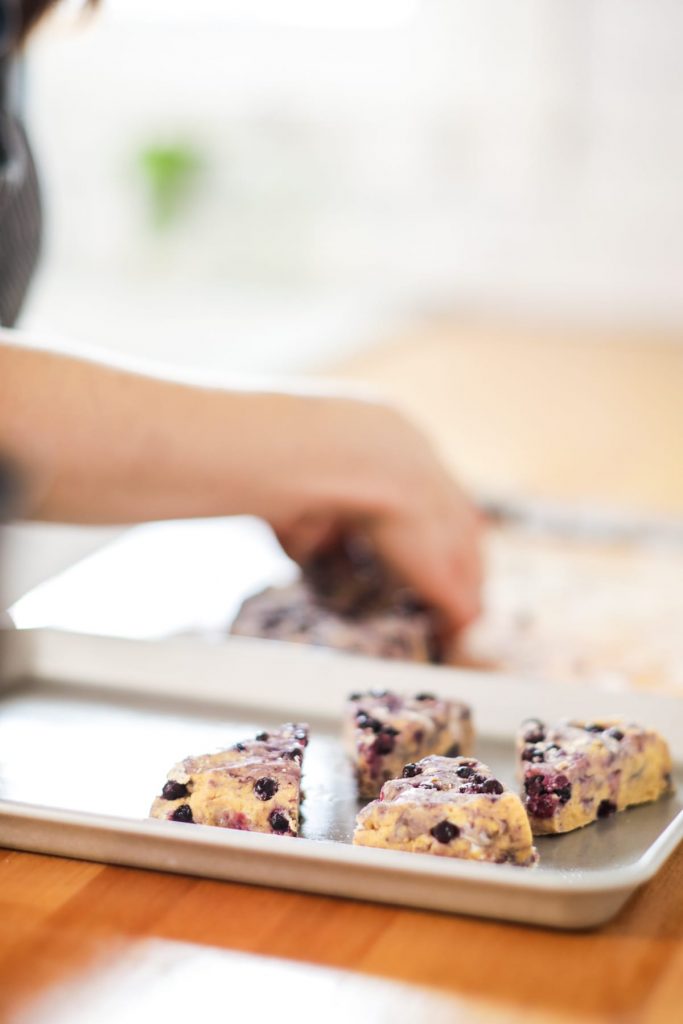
[0, 21, 42, 326]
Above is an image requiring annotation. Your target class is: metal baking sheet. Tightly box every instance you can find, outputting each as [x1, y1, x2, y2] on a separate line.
[2, 629, 683, 929]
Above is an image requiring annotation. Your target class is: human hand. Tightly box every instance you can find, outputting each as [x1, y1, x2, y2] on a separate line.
[270, 397, 483, 633]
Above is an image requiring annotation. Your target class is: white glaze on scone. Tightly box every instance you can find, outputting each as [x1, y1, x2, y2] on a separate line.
[345, 690, 474, 799]
[354, 755, 537, 866]
[517, 717, 673, 835]
[149, 723, 308, 835]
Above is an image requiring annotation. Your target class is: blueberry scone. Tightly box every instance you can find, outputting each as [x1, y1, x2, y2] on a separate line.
[518, 717, 673, 835]
[231, 540, 442, 663]
[150, 723, 308, 835]
[354, 755, 538, 866]
[232, 582, 441, 663]
[345, 690, 474, 799]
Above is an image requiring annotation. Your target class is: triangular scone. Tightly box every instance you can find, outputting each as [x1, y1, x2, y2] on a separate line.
[150, 723, 308, 835]
[517, 717, 674, 835]
[345, 690, 473, 798]
[354, 755, 537, 866]
[232, 582, 441, 663]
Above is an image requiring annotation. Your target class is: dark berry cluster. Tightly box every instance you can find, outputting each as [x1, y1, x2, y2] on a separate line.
[430, 820, 460, 844]
[254, 776, 279, 801]
[355, 710, 382, 732]
[282, 747, 304, 762]
[269, 811, 290, 832]
[522, 718, 546, 744]
[355, 708, 400, 755]
[524, 772, 572, 818]
[170, 804, 194, 823]
[576, 722, 624, 742]
[161, 780, 189, 801]
[481, 778, 505, 795]
[458, 773, 504, 796]
[553, 775, 572, 803]
[373, 727, 400, 755]
[521, 742, 562, 763]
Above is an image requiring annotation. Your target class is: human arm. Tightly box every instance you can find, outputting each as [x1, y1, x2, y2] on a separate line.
[0, 332, 483, 628]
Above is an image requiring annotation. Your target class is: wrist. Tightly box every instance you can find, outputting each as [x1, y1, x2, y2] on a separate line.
[235, 392, 404, 525]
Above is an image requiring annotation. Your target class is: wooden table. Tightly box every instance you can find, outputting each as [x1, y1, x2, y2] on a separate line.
[3, 320, 683, 1023]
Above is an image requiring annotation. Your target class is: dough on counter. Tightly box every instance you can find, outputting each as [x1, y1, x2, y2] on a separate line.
[458, 526, 683, 691]
[149, 723, 308, 835]
[354, 755, 537, 867]
[517, 717, 673, 835]
[345, 689, 473, 799]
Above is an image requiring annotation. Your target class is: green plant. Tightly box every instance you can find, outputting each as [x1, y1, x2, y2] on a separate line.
[137, 142, 204, 230]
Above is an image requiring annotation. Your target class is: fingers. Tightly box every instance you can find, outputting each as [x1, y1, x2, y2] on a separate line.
[369, 506, 484, 633]
[394, 542, 482, 632]
[272, 400, 485, 632]
[276, 514, 341, 566]
[279, 505, 484, 634]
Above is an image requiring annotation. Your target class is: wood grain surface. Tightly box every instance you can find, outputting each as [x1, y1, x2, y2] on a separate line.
[330, 317, 683, 515]
[3, 320, 683, 1023]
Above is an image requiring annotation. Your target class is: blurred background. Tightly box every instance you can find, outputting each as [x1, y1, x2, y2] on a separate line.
[23, 0, 683, 356]
[6, 0, 683, 654]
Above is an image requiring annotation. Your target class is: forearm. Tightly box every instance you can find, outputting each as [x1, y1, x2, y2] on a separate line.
[0, 330, 483, 626]
[0, 333, 391, 525]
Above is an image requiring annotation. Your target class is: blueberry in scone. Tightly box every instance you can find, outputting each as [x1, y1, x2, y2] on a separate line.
[149, 723, 308, 835]
[345, 690, 474, 799]
[517, 718, 673, 835]
[353, 755, 537, 866]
